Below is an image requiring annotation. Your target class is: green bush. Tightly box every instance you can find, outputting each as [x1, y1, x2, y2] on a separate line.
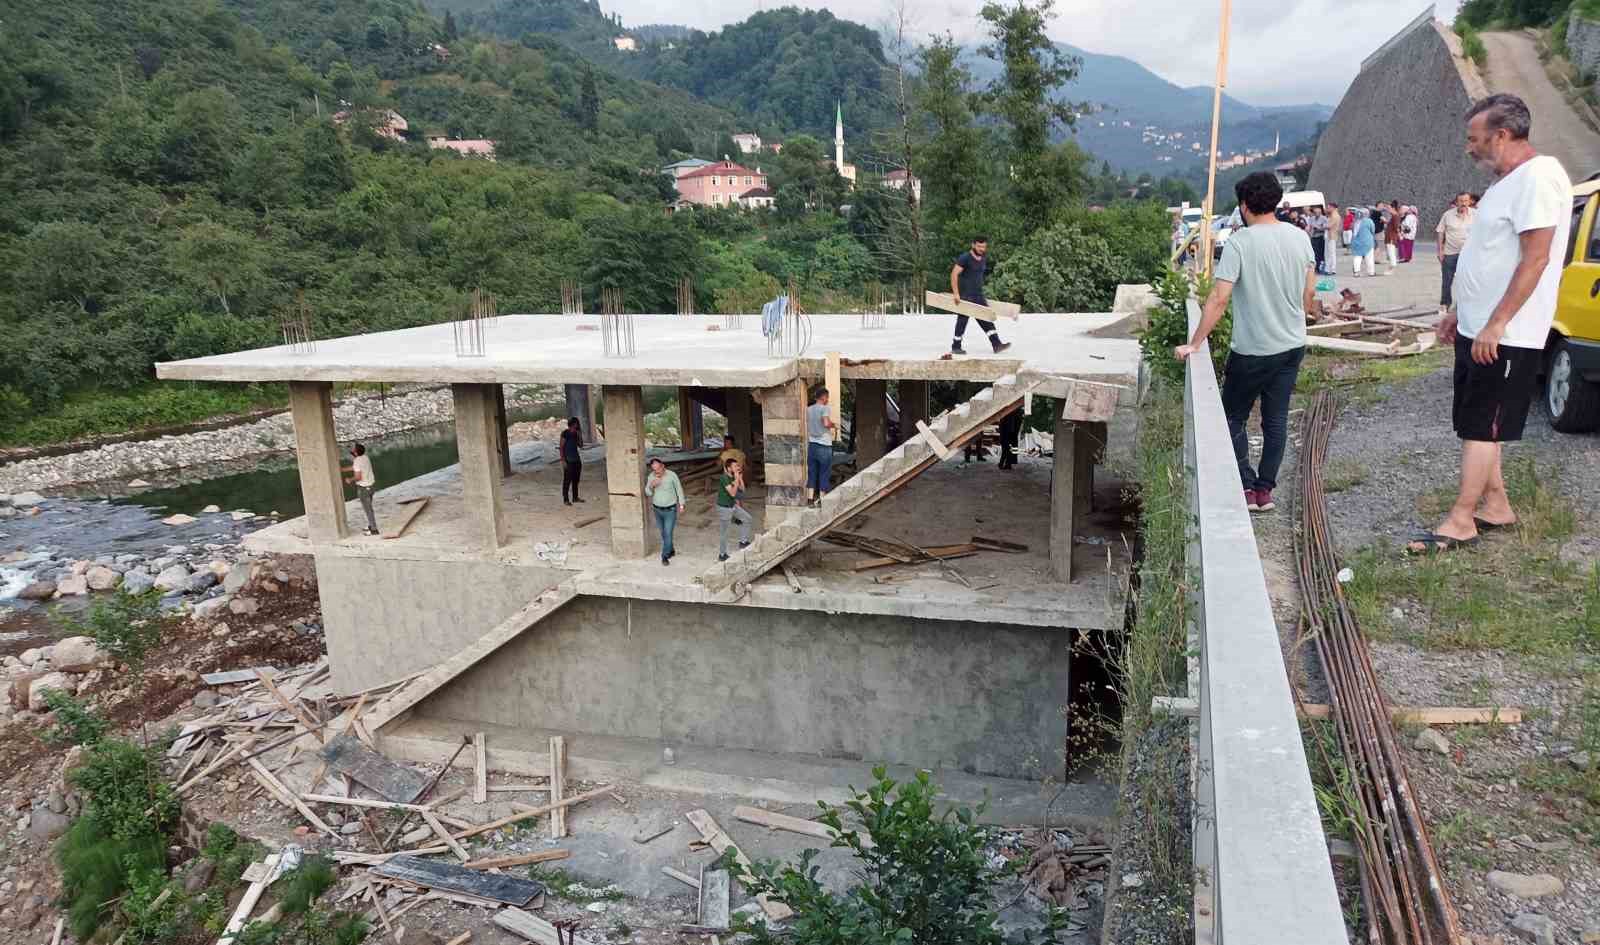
[1456, 22, 1489, 67]
[71, 737, 179, 843]
[726, 767, 1061, 944]
[1138, 268, 1230, 387]
[65, 590, 172, 669]
[0, 382, 284, 448]
[41, 689, 109, 747]
[58, 818, 168, 940]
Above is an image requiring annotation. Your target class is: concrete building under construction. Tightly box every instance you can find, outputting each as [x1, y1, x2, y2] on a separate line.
[156, 306, 1143, 807]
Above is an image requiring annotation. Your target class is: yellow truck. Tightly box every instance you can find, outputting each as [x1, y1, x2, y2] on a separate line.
[1547, 177, 1600, 432]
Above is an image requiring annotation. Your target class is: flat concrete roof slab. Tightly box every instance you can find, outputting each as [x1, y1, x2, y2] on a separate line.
[155, 313, 1140, 387]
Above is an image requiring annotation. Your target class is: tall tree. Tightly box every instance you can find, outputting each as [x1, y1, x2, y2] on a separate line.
[978, 0, 1084, 227]
[443, 10, 459, 41]
[914, 36, 983, 234]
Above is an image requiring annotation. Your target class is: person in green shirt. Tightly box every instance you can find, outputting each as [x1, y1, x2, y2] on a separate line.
[644, 456, 685, 565]
[716, 457, 753, 561]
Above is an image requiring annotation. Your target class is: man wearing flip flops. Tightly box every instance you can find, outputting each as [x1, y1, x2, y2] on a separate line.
[1409, 94, 1570, 554]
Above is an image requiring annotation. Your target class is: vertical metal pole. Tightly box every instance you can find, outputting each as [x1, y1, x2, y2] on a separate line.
[1199, 0, 1232, 277]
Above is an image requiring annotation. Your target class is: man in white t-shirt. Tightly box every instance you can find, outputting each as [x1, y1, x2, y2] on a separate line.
[1411, 94, 1571, 554]
[343, 442, 379, 536]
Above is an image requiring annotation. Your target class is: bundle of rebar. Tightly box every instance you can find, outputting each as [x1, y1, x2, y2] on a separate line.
[452, 288, 493, 358]
[600, 287, 634, 358]
[560, 279, 583, 315]
[1297, 391, 1461, 945]
[676, 276, 695, 316]
[861, 284, 887, 329]
[900, 277, 926, 315]
[767, 277, 812, 358]
[281, 291, 317, 354]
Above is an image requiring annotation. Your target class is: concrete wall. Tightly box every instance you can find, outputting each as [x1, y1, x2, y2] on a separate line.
[1571, 11, 1600, 94]
[315, 553, 568, 691]
[413, 596, 1072, 780]
[1310, 20, 1490, 232]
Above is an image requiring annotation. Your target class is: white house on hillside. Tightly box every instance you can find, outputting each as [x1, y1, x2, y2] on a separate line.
[732, 133, 762, 154]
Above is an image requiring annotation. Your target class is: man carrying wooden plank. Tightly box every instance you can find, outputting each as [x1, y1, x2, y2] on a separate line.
[949, 237, 1011, 356]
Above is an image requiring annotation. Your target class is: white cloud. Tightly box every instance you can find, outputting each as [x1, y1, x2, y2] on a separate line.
[605, 0, 1464, 106]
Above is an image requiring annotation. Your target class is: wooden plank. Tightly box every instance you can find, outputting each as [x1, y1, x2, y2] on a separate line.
[733, 805, 872, 849]
[781, 565, 803, 594]
[463, 849, 570, 870]
[202, 667, 277, 686]
[698, 869, 731, 931]
[1152, 697, 1522, 725]
[247, 758, 335, 836]
[445, 935, 472, 945]
[494, 906, 597, 945]
[217, 854, 282, 945]
[317, 733, 429, 804]
[373, 855, 544, 906]
[825, 351, 842, 441]
[970, 535, 1028, 552]
[573, 515, 605, 528]
[914, 420, 951, 460]
[454, 784, 613, 841]
[473, 732, 488, 804]
[925, 291, 1020, 321]
[255, 669, 323, 739]
[420, 809, 470, 862]
[548, 735, 567, 839]
[382, 496, 429, 540]
[684, 809, 793, 921]
[851, 546, 978, 571]
[1305, 332, 1436, 357]
[632, 816, 676, 844]
[662, 866, 700, 889]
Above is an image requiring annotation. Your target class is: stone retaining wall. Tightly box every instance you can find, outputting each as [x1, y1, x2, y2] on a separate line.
[1570, 11, 1600, 93]
[1310, 20, 1491, 233]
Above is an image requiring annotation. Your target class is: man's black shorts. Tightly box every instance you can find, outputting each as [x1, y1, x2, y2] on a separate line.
[1453, 334, 1541, 442]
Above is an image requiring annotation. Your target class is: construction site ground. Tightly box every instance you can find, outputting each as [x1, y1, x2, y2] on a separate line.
[244, 435, 1135, 632]
[1239, 267, 1600, 945]
[0, 551, 1115, 944]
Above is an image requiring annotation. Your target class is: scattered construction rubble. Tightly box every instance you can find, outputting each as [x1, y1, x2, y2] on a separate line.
[1305, 293, 1439, 357]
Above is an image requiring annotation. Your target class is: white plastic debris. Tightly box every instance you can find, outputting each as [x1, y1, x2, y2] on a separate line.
[1336, 567, 1354, 584]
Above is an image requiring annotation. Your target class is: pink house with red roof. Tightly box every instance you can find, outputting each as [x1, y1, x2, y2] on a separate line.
[674, 160, 768, 208]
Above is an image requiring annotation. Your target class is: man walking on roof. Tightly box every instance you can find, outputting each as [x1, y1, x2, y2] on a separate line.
[949, 237, 1012, 356]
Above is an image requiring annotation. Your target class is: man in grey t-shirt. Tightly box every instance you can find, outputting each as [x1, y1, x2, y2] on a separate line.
[1176, 171, 1316, 513]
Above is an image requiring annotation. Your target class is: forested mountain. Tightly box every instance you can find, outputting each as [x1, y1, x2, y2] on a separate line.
[425, 2, 899, 143]
[0, 0, 745, 428]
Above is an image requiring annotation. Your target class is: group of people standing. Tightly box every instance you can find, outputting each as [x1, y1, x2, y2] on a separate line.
[1176, 93, 1571, 558]
[1333, 200, 1432, 276]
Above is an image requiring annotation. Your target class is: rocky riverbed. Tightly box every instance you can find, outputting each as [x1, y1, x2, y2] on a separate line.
[0, 385, 560, 495]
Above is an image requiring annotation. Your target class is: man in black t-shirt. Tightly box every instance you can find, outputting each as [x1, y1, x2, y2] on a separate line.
[559, 417, 584, 505]
[949, 237, 1011, 355]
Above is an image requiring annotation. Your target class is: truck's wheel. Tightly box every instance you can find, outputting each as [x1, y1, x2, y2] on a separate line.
[1546, 338, 1600, 433]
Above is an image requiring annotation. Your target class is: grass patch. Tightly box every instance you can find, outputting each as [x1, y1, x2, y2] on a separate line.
[1294, 346, 1448, 408]
[0, 382, 286, 448]
[1322, 458, 1369, 494]
[529, 867, 625, 903]
[1341, 459, 1598, 660]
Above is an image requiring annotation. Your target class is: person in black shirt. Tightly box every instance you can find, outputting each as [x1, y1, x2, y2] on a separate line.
[997, 409, 1022, 469]
[949, 237, 1011, 355]
[559, 417, 584, 505]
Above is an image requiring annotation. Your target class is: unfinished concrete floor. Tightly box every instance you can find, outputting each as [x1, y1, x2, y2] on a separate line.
[245, 434, 1133, 631]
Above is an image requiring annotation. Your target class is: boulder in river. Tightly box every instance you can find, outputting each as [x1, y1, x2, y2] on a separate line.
[54, 575, 88, 597]
[185, 571, 218, 594]
[10, 492, 45, 508]
[121, 571, 155, 595]
[200, 504, 221, 514]
[162, 513, 196, 526]
[26, 672, 72, 711]
[153, 564, 192, 592]
[85, 566, 120, 591]
[52, 637, 104, 673]
[16, 581, 55, 601]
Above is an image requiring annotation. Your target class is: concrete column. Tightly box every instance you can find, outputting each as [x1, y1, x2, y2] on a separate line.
[854, 379, 888, 467]
[564, 384, 598, 446]
[723, 388, 754, 450]
[603, 385, 652, 557]
[494, 385, 512, 477]
[288, 381, 348, 544]
[452, 384, 508, 550]
[898, 380, 930, 445]
[676, 387, 704, 449]
[1074, 421, 1107, 518]
[1050, 410, 1077, 583]
[756, 377, 809, 523]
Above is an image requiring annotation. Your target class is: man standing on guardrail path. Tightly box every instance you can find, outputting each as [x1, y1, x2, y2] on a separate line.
[1174, 171, 1317, 514]
[1408, 94, 1570, 554]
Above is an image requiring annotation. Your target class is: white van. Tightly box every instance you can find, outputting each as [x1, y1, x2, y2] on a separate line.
[1279, 190, 1327, 210]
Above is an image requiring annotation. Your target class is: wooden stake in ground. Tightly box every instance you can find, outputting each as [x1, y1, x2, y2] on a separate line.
[474, 732, 488, 804]
[684, 809, 793, 921]
[549, 735, 567, 839]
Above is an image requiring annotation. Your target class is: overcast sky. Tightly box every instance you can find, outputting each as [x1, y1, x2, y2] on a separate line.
[609, 0, 1461, 107]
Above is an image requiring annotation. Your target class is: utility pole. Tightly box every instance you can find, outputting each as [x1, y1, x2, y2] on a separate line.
[1199, 0, 1232, 277]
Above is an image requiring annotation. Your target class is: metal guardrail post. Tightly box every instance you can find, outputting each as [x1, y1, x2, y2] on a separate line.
[1182, 298, 1345, 944]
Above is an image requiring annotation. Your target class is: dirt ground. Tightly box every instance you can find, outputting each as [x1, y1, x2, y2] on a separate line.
[1245, 349, 1600, 944]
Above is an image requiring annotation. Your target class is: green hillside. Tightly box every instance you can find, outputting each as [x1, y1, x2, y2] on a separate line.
[0, 0, 746, 439]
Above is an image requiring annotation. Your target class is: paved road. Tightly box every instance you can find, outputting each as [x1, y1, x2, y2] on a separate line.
[1481, 30, 1600, 181]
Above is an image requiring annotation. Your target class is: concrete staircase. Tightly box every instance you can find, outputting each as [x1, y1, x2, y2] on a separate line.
[699, 374, 1040, 596]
